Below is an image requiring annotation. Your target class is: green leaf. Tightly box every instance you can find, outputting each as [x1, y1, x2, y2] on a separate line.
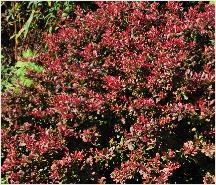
[23, 10, 35, 39]
[15, 10, 35, 43]
[15, 27, 25, 44]
[27, 1, 34, 9]
[15, 67, 26, 76]
[146, 146, 154, 151]
[14, 87, 21, 93]
[1, 177, 8, 184]
[15, 61, 43, 74]
[182, 92, 188, 100]
[22, 78, 33, 87]
[209, 0, 215, 4]
[48, 26, 53, 33]
[161, 156, 167, 161]
[47, 0, 52, 7]
[12, 49, 44, 88]
[22, 49, 35, 58]
[210, 39, 215, 45]
[62, 13, 68, 17]
[120, 136, 124, 146]
[15, 61, 28, 68]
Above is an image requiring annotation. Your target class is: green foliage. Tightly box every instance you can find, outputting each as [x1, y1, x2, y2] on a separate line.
[4, 1, 76, 42]
[14, 9, 35, 44]
[1, 177, 8, 184]
[1, 49, 43, 92]
[1, 1, 95, 93]
[22, 48, 36, 58]
[209, 0, 215, 4]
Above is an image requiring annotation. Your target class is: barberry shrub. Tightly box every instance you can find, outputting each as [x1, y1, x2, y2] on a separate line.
[1, 2, 215, 184]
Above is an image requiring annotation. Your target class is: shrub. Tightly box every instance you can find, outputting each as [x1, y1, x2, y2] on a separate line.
[1, 2, 215, 183]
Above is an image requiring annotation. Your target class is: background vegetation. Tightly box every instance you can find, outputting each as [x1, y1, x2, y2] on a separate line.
[1, 1, 96, 91]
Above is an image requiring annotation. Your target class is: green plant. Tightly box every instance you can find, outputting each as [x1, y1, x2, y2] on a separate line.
[1, 49, 43, 92]
[1, 0, 76, 87]
[1, 177, 8, 184]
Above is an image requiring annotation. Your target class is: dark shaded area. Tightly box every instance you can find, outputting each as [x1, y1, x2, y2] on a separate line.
[75, 1, 99, 12]
[155, 117, 199, 153]
[66, 136, 95, 152]
[173, 118, 195, 143]
[169, 160, 203, 184]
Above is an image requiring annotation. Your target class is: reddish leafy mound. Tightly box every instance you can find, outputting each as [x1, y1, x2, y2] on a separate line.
[2, 2, 215, 184]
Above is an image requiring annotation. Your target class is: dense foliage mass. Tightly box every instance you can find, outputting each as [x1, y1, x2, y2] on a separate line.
[1, 1, 95, 91]
[1, 2, 215, 184]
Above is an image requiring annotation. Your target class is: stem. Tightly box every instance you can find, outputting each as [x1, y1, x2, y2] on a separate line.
[13, 2, 17, 61]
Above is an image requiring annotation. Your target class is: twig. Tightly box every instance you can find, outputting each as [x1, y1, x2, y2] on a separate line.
[13, 2, 17, 61]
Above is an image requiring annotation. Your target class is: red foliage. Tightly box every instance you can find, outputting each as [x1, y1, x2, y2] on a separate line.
[1, 2, 215, 183]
